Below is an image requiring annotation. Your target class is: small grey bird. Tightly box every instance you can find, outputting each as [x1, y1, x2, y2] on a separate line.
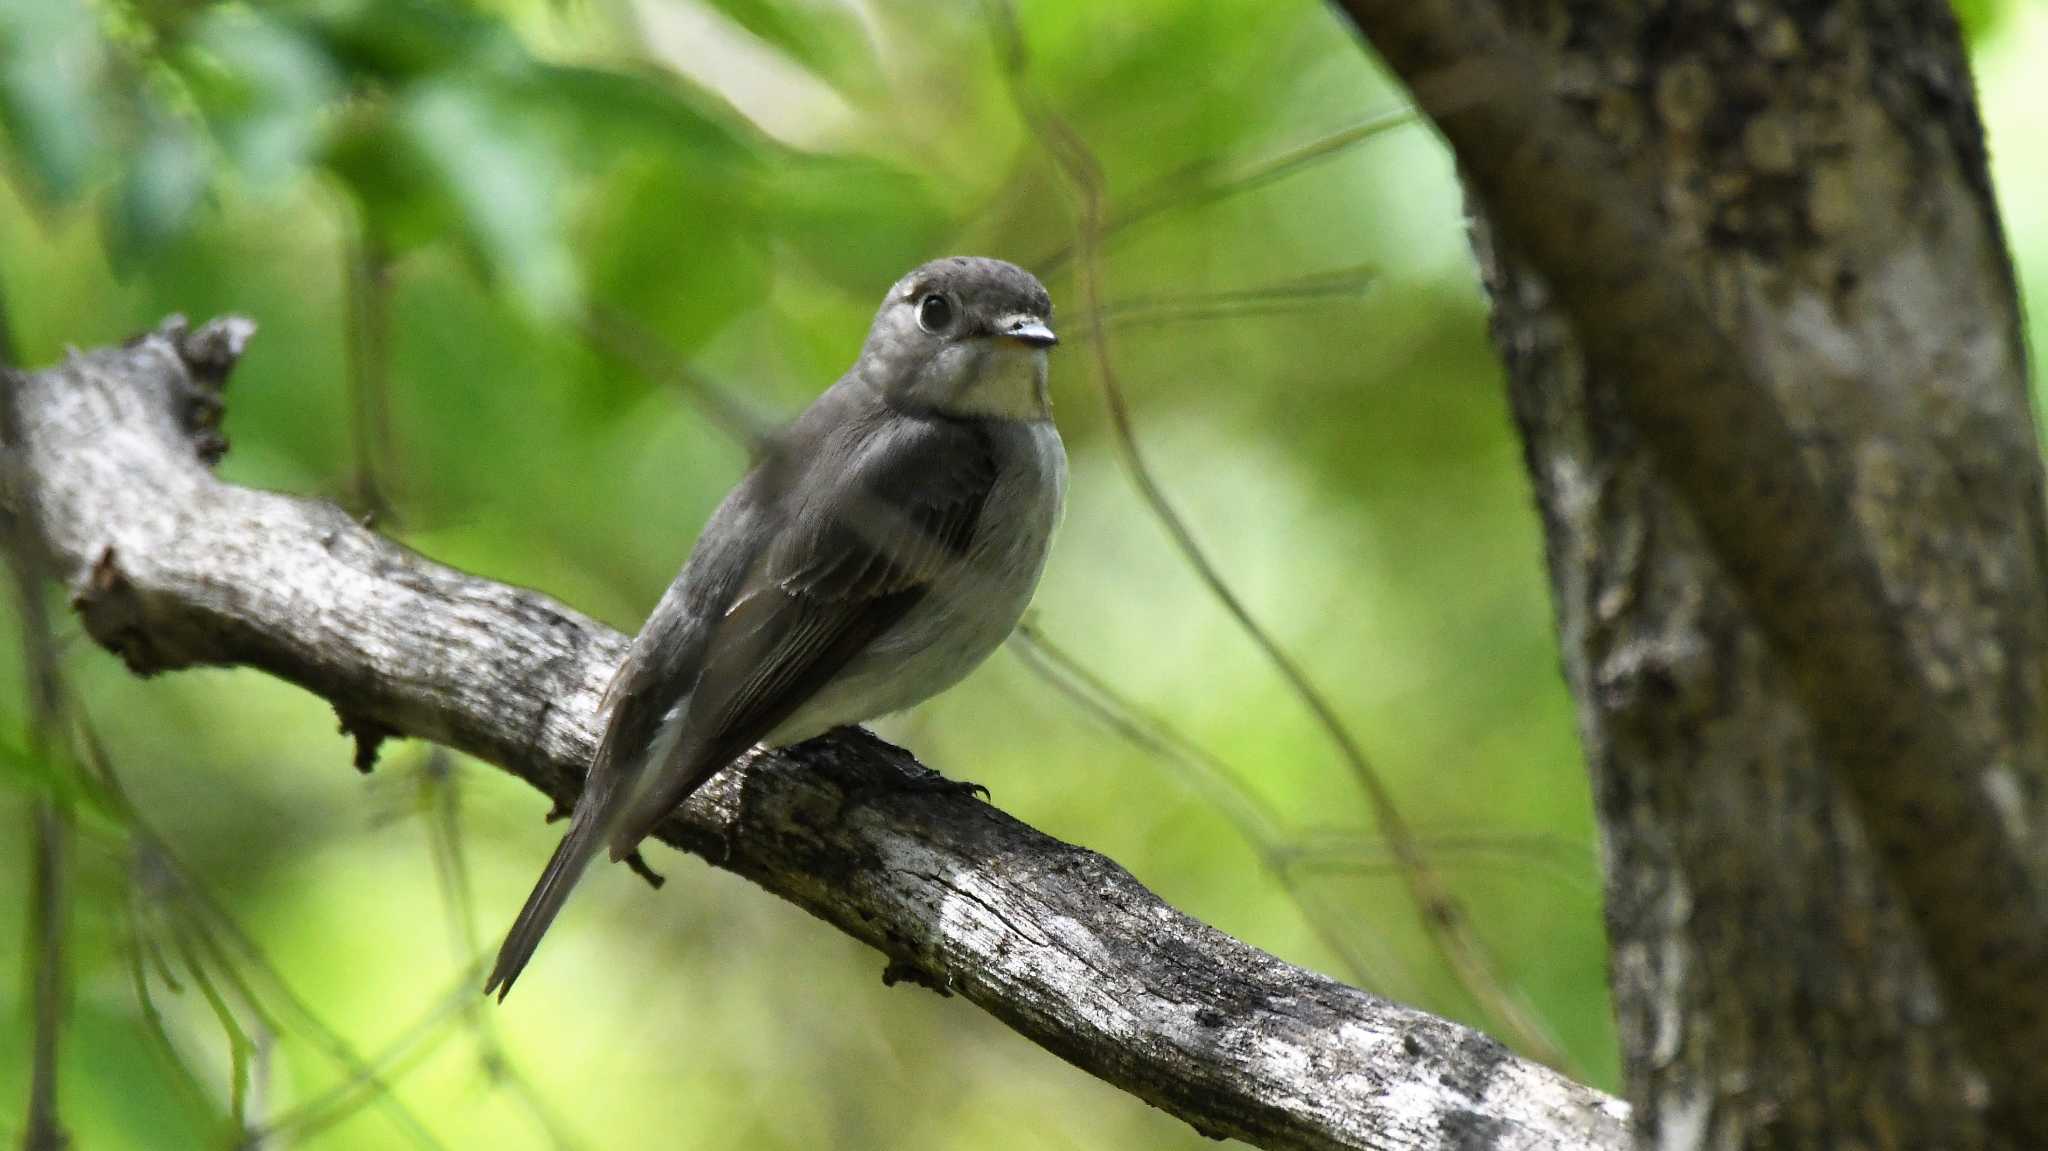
[486, 257, 1065, 999]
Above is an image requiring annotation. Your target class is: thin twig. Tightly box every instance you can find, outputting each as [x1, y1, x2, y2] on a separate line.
[1062, 264, 1380, 342]
[252, 969, 479, 1144]
[244, 1029, 275, 1151]
[123, 890, 220, 1130]
[990, 3, 1569, 1070]
[1032, 109, 1417, 277]
[6, 334, 73, 1151]
[419, 752, 482, 963]
[169, 917, 254, 1134]
[1008, 624, 1417, 994]
[580, 305, 780, 451]
[414, 751, 587, 1151]
[78, 724, 452, 1151]
[1281, 837, 1599, 894]
[20, 804, 68, 1151]
[345, 224, 398, 523]
[11, 319, 1631, 1148]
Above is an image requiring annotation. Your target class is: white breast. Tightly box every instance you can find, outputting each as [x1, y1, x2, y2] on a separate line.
[770, 420, 1067, 743]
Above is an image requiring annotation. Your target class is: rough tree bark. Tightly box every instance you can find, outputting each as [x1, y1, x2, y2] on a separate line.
[1335, 0, 2047, 1147]
[0, 319, 1629, 1151]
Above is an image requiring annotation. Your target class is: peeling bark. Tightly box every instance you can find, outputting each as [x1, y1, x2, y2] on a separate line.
[0, 318, 1629, 1151]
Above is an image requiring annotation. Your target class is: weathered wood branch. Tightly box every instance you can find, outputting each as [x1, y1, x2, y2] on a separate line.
[0, 318, 1629, 1151]
[1332, 0, 2048, 1145]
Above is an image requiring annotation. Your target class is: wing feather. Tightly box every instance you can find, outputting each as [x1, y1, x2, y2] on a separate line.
[605, 416, 998, 856]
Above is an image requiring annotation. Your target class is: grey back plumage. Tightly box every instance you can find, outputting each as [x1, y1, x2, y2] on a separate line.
[486, 257, 1061, 999]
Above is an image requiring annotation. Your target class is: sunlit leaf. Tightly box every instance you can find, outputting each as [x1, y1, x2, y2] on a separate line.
[699, 0, 886, 103]
[758, 151, 953, 289]
[0, 727, 125, 836]
[322, 104, 449, 255]
[180, 8, 342, 188]
[509, 61, 760, 182]
[0, 0, 113, 202]
[274, 0, 507, 83]
[586, 156, 768, 362]
[400, 77, 578, 314]
[106, 104, 214, 264]
[1953, 0, 2016, 47]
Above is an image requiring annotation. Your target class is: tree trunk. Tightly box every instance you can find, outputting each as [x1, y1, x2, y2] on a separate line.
[1447, 1, 2040, 1146]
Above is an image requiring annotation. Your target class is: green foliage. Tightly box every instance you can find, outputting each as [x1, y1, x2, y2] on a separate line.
[0, 0, 880, 313]
[0, 0, 111, 201]
[1954, 0, 2020, 44]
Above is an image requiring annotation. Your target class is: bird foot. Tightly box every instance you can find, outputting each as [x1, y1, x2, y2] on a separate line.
[895, 766, 991, 802]
[841, 765, 990, 815]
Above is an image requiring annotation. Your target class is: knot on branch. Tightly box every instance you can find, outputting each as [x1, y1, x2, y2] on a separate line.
[69, 546, 168, 676]
[141, 314, 255, 466]
[880, 956, 955, 997]
[335, 710, 397, 773]
[163, 314, 255, 384]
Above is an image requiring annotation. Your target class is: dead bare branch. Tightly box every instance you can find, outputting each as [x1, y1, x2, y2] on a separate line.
[4, 316, 1628, 1151]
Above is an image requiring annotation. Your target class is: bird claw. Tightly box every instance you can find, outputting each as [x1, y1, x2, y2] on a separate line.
[623, 849, 666, 889]
[841, 765, 991, 816]
[890, 765, 991, 802]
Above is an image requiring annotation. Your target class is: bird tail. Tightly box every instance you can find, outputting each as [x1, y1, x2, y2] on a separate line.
[484, 797, 617, 1001]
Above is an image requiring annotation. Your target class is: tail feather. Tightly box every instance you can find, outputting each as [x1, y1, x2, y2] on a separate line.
[607, 749, 727, 864]
[484, 805, 614, 1000]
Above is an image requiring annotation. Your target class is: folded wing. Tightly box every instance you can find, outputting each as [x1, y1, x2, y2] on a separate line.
[604, 415, 1000, 860]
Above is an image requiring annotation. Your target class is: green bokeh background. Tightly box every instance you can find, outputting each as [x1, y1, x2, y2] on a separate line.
[1, 0, 2043, 1146]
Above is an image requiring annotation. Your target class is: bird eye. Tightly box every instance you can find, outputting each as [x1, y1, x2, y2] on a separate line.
[916, 293, 954, 333]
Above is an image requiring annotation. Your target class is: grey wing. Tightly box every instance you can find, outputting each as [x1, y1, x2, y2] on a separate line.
[484, 480, 765, 999]
[604, 416, 1000, 859]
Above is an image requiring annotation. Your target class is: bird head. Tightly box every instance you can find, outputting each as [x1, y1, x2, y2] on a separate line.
[859, 256, 1058, 422]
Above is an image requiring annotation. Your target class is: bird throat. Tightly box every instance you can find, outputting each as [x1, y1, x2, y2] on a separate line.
[953, 344, 1052, 422]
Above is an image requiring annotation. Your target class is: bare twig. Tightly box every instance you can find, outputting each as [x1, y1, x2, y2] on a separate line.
[580, 305, 779, 450]
[254, 970, 477, 1144]
[1033, 110, 1417, 277]
[88, 727, 450, 1151]
[6, 332, 72, 1151]
[4, 317, 1628, 1150]
[991, 3, 1569, 1071]
[1065, 264, 1380, 340]
[1007, 624, 1418, 993]
[123, 889, 218, 1129]
[412, 751, 586, 1151]
[345, 233, 399, 524]
[19, 804, 68, 1151]
[168, 916, 254, 1133]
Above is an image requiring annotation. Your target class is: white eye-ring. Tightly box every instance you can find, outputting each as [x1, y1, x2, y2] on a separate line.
[916, 293, 954, 334]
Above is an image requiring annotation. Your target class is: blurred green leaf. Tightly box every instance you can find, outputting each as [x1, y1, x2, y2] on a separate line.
[1954, 0, 2017, 46]
[700, 0, 886, 104]
[323, 105, 449, 254]
[506, 61, 760, 182]
[593, 154, 770, 350]
[758, 151, 952, 289]
[0, 0, 113, 203]
[400, 77, 578, 314]
[180, 8, 342, 188]
[0, 727, 125, 837]
[585, 156, 767, 364]
[106, 103, 213, 264]
[275, 0, 509, 84]
[0, 726, 68, 802]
